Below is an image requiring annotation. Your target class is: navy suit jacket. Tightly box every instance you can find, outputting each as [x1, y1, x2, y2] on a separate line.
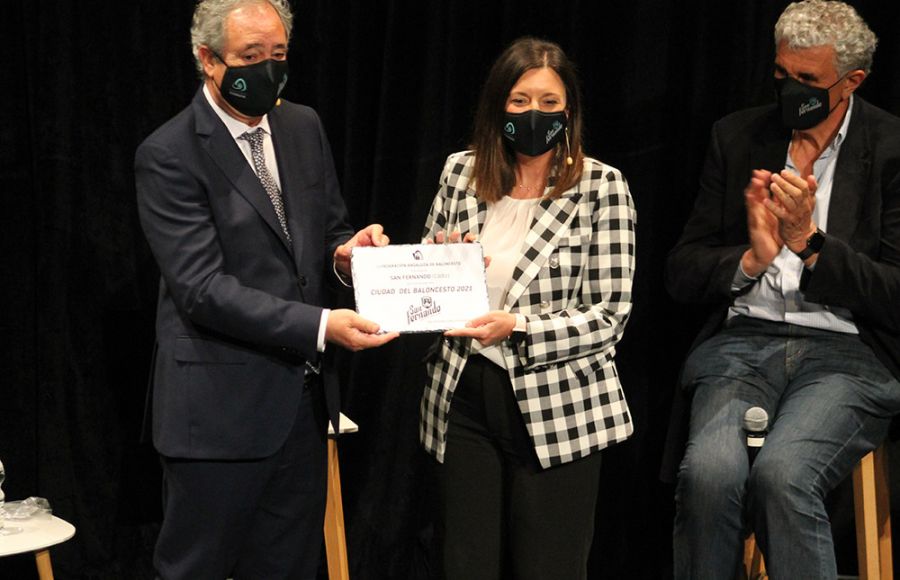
[662, 96, 900, 477]
[136, 88, 354, 459]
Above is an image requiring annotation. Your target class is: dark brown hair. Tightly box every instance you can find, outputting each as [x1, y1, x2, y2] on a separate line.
[470, 37, 585, 202]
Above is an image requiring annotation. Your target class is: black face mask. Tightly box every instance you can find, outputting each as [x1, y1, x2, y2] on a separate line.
[214, 53, 289, 117]
[502, 110, 567, 156]
[775, 75, 844, 130]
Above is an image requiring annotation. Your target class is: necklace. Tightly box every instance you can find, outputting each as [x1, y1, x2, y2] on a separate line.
[511, 182, 544, 199]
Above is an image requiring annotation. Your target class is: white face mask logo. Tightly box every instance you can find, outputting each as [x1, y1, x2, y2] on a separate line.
[545, 120, 564, 144]
[798, 98, 823, 117]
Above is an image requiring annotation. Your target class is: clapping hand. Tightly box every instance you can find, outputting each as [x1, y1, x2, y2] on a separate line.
[742, 170, 783, 277]
[764, 170, 818, 256]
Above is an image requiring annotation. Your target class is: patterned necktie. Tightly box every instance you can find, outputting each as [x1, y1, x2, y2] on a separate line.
[239, 128, 292, 243]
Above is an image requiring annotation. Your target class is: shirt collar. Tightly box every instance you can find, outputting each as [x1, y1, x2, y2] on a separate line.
[202, 83, 272, 140]
[827, 94, 854, 154]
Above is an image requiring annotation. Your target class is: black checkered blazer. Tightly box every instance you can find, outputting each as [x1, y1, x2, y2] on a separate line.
[420, 151, 636, 468]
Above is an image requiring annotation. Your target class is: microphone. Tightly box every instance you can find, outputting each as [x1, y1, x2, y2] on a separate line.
[743, 406, 768, 465]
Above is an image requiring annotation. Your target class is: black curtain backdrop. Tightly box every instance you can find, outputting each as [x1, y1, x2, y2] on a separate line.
[3, 1, 900, 578]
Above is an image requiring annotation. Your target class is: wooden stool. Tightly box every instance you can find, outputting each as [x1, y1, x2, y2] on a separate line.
[854, 444, 893, 579]
[743, 444, 892, 580]
[324, 413, 358, 580]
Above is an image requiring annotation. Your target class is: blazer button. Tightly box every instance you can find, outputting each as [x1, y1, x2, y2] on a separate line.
[540, 300, 550, 310]
[298, 275, 308, 287]
[548, 256, 559, 269]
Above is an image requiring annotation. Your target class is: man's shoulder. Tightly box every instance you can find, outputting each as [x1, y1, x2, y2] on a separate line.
[138, 101, 197, 152]
[268, 99, 321, 129]
[855, 97, 900, 139]
[714, 103, 779, 134]
[856, 96, 900, 120]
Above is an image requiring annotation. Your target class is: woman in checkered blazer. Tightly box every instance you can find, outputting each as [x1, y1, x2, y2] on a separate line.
[420, 37, 636, 579]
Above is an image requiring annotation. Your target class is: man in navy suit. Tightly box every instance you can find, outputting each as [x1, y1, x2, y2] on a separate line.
[135, 1, 397, 577]
[667, 1, 900, 578]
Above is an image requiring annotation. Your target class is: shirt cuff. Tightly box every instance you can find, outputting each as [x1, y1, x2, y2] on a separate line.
[514, 313, 527, 332]
[318, 309, 330, 353]
[730, 263, 760, 293]
[333, 260, 352, 287]
[509, 313, 527, 342]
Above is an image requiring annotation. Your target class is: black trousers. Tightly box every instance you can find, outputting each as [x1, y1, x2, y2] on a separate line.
[154, 384, 327, 580]
[439, 355, 603, 580]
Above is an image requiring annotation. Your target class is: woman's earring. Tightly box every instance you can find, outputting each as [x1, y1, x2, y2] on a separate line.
[565, 128, 574, 166]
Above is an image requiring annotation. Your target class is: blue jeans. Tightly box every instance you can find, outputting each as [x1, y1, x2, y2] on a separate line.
[673, 316, 900, 580]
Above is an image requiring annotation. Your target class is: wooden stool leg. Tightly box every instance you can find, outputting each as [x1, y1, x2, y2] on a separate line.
[34, 549, 55, 580]
[743, 533, 766, 580]
[742, 533, 755, 578]
[873, 445, 892, 580]
[324, 438, 350, 580]
[854, 446, 893, 580]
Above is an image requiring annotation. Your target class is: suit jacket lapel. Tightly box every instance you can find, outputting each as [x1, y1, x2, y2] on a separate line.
[193, 90, 294, 255]
[750, 109, 792, 178]
[504, 191, 582, 309]
[827, 98, 870, 241]
[731, 109, 787, 244]
[463, 192, 488, 240]
[268, 107, 309, 266]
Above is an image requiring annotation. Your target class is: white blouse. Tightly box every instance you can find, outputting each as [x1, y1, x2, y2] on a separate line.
[473, 195, 540, 367]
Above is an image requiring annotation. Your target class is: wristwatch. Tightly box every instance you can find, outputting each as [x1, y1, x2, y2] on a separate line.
[793, 229, 825, 261]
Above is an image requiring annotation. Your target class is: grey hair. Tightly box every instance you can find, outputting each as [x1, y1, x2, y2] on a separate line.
[775, 0, 877, 75]
[190, 0, 293, 75]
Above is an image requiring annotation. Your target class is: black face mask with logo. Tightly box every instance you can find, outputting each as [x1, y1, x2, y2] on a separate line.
[214, 53, 289, 117]
[775, 75, 844, 130]
[502, 110, 567, 156]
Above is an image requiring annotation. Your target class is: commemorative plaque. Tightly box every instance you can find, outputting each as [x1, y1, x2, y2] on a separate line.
[351, 243, 490, 333]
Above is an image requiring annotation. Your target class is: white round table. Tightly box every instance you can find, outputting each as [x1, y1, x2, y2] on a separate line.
[0, 516, 76, 580]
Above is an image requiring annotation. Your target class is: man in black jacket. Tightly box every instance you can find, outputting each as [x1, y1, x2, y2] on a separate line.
[667, 1, 900, 577]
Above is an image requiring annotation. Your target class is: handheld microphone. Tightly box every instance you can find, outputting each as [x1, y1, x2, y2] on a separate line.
[743, 407, 768, 465]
